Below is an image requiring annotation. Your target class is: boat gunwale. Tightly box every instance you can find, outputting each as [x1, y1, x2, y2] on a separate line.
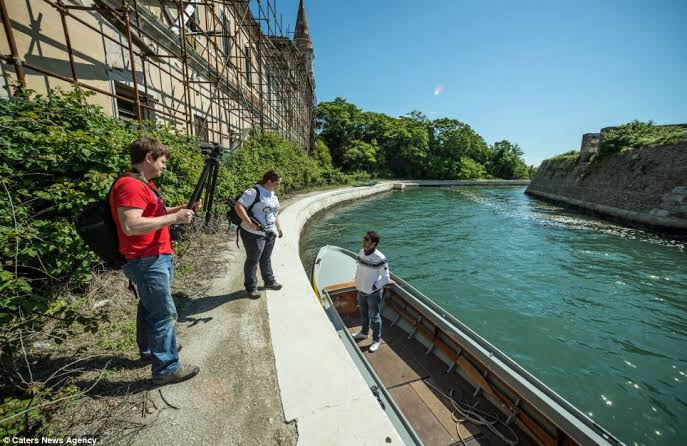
[313, 245, 624, 446]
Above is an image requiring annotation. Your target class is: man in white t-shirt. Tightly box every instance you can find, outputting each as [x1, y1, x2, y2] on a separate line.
[352, 231, 390, 353]
[234, 170, 284, 299]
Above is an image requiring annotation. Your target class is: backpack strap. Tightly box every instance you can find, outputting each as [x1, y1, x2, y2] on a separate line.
[128, 279, 139, 299]
[125, 172, 162, 201]
[246, 186, 261, 220]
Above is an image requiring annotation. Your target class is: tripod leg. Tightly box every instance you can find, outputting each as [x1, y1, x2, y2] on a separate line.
[205, 160, 220, 226]
[202, 162, 215, 217]
[188, 161, 211, 209]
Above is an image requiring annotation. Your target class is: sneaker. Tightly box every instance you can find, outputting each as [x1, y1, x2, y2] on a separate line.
[248, 290, 261, 299]
[352, 331, 369, 341]
[140, 343, 183, 362]
[369, 341, 380, 353]
[152, 364, 200, 385]
[264, 281, 283, 290]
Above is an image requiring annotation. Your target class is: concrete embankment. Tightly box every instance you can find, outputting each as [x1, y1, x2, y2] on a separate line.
[267, 183, 404, 445]
[526, 144, 687, 231]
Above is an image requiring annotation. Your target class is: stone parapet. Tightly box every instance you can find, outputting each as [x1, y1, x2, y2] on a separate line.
[527, 143, 687, 232]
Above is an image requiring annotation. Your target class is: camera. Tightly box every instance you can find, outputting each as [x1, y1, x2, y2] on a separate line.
[170, 223, 184, 242]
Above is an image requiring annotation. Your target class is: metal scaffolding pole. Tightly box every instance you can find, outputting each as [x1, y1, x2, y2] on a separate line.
[0, 0, 315, 150]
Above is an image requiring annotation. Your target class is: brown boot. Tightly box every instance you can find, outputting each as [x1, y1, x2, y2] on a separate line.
[152, 364, 200, 385]
[264, 280, 283, 290]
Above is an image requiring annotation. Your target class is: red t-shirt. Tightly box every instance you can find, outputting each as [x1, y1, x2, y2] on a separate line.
[109, 176, 174, 259]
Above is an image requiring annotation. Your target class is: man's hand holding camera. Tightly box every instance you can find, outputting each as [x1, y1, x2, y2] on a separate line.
[167, 201, 201, 225]
[174, 209, 194, 224]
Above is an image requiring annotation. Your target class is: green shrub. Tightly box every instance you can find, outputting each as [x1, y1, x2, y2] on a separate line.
[600, 120, 687, 156]
[548, 150, 580, 161]
[225, 132, 345, 195]
[457, 158, 487, 179]
[0, 88, 348, 325]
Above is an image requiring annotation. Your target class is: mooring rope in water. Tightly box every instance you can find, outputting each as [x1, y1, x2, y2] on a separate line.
[423, 380, 519, 445]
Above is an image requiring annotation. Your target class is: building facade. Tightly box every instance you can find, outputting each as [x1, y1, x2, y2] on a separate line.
[0, 0, 316, 150]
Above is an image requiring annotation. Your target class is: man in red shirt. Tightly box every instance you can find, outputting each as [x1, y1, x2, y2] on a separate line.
[110, 137, 199, 385]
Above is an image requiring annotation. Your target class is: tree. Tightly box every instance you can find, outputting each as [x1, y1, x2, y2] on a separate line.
[487, 140, 530, 179]
[427, 118, 490, 178]
[312, 139, 333, 168]
[315, 100, 530, 179]
[315, 98, 363, 167]
[341, 139, 379, 172]
[382, 115, 430, 177]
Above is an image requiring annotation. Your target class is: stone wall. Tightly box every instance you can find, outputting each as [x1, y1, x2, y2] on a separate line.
[526, 144, 687, 231]
[580, 133, 601, 162]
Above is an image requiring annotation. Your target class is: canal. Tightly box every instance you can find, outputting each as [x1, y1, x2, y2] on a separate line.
[300, 186, 687, 446]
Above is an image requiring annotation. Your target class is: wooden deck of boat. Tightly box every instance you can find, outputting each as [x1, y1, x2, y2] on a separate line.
[346, 316, 535, 446]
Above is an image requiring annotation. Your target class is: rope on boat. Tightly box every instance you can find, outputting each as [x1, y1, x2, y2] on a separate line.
[424, 380, 519, 445]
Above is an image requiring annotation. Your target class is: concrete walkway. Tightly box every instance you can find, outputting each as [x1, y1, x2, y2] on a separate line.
[266, 183, 404, 445]
[131, 244, 297, 445]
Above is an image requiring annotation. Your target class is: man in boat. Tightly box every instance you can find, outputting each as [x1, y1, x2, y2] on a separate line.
[111, 137, 200, 385]
[353, 231, 390, 353]
[234, 170, 284, 299]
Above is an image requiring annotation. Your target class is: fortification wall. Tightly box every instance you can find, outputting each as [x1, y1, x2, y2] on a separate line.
[526, 144, 687, 231]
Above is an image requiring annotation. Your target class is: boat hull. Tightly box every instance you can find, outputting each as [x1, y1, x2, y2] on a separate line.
[311, 245, 623, 446]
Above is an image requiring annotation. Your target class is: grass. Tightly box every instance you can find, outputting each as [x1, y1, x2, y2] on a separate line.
[97, 320, 136, 351]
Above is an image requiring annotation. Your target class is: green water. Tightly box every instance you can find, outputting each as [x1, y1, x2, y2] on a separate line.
[299, 187, 687, 446]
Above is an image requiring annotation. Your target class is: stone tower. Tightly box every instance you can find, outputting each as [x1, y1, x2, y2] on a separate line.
[294, 0, 314, 79]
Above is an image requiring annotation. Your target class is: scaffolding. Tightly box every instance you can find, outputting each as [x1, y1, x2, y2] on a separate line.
[0, 0, 316, 151]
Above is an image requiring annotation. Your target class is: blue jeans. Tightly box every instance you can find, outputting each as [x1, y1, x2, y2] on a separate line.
[122, 255, 179, 377]
[358, 290, 383, 343]
[240, 229, 276, 292]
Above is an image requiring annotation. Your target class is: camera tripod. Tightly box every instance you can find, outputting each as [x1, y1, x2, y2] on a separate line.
[188, 142, 224, 225]
[169, 142, 231, 241]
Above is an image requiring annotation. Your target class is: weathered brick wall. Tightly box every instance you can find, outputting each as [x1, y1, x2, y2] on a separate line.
[526, 144, 687, 229]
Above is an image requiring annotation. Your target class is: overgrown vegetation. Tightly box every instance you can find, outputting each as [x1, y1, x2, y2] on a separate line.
[542, 120, 687, 167]
[0, 88, 350, 437]
[548, 150, 580, 161]
[600, 120, 687, 155]
[315, 98, 535, 180]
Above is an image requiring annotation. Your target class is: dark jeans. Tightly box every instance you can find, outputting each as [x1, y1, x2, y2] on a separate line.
[122, 255, 179, 377]
[358, 290, 383, 343]
[240, 229, 276, 292]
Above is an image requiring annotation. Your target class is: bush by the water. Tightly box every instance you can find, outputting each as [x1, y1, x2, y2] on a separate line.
[0, 88, 345, 328]
[600, 120, 687, 155]
[316, 98, 535, 179]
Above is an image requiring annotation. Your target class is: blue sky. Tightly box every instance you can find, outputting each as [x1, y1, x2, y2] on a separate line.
[285, 0, 687, 166]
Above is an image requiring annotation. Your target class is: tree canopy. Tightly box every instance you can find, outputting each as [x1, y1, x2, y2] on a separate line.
[315, 98, 533, 179]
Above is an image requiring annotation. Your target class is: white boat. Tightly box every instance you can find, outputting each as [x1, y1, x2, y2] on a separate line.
[311, 245, 624, 446]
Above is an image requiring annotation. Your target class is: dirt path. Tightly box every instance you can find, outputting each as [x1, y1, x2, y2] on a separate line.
[129, 239, 297, 445]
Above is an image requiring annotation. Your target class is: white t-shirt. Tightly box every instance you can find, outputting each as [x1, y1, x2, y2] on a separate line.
[237, 184, 280, 236]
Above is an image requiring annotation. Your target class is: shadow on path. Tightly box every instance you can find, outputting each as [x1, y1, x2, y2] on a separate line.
[174, 289, 248, 325]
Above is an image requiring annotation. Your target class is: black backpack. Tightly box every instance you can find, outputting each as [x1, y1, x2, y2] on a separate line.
[75, 173, 158, 269]
[75, 180, 125, 270]
[227, 186, 261, 225]
[227, 186, 262, 246]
